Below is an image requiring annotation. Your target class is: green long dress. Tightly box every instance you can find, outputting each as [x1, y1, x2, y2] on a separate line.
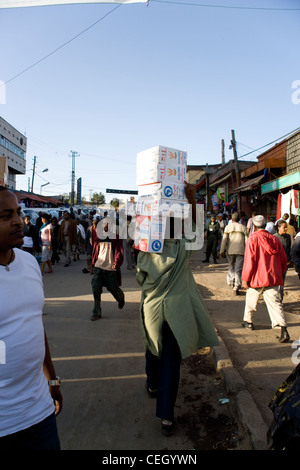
[136, 237, 219, 359]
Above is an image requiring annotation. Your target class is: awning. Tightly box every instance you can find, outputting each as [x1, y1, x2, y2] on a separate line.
[261, 170, 300, 195]
[235, 174, 265, 192]
[196, 178, 206, 189]
[209, 173, 232, 188]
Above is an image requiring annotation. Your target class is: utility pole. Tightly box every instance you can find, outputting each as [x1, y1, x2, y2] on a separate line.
[31, 155, 36, 193]
[231, 130, 241, 213]
[69, 150, 79, 205]
[221, 139, 225, 165]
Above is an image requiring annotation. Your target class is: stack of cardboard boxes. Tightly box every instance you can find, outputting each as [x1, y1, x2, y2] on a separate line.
[134, 146, 190, 253]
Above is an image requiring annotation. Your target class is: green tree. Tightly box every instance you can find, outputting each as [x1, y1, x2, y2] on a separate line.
[110, 198, 120, 209]
[91, 192, 106, 205]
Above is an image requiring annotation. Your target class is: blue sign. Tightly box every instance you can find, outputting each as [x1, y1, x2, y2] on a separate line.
[164, 185, 173, 198]
[151, 240, 162, 252]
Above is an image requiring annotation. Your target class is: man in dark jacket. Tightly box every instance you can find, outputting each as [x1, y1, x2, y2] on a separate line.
[202, 214, 221, 264]
[291, 233, 300, 280]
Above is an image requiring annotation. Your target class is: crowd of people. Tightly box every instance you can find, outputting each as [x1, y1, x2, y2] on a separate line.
[20, 208, 103, 274]
[203, 209, 300, 344]
[1, 183, 300, 449]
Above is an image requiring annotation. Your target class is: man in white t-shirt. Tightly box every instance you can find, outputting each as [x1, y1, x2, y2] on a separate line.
[0, 187, 62, 449]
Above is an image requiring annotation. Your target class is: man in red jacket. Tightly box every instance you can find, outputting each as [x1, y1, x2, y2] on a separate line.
[241, 215, 290, 343]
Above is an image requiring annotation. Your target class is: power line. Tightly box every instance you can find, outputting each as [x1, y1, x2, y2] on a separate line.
[3, 3, 122, 87]
[150, 0, 300, 11]
[237, 126, 300, 160]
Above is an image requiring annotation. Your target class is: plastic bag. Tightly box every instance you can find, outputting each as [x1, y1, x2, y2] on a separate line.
[268, 363, 300, 450]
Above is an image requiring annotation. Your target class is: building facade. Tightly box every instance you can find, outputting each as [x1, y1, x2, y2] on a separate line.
[0, 116, 26, 189]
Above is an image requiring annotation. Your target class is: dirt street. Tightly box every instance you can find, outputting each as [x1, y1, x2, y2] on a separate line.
[41, 243, 300, 451]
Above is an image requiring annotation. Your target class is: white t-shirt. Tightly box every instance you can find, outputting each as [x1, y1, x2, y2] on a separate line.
[0, 248, 54, 437]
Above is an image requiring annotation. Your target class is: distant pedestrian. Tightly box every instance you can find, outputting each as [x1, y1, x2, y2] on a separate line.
[241, 215, 290, 343]
[40, 213, 53, 275]
[21, 215, 39, 255]
[291, 232, 300, 280]
[124, 215, 135, 270]
[265, 216, 276, 234]
[57, 210, 77, 267]
[219, 212, 247, 295]
[90, 216, 124, 321]
[247, 211, 256, 236]
[83, 218, 98, 274]
[274, 220, 291, 301]
[202, 214, 221, 264]
[50, 217, 60, 265]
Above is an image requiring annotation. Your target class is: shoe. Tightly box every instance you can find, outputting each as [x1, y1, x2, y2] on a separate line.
[161, 419, 176, 436]
[118, 298, 125, 310]
[214, 259, 218, 264]
[233, 288, 239, 295]
[145, 381, 157, 399]
[90, 314, 101, 321]
[202, 259, 209, 263]
[64, 263, 70, 267]
[241, 321, 254, 330]
[82, 268, 89, 273]
[279, 327, 290, 343]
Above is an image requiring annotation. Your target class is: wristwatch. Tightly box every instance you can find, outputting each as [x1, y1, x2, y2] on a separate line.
[48, 376, 61, 387]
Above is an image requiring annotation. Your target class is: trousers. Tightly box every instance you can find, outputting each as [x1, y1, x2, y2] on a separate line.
[145, 322, 182, 421]
[91, 267, 124, 315]
[0, 413, 60, 450]
[227, 254, 244, 289]
[243, 286, 287, 328]
[206, 236, 218, 261]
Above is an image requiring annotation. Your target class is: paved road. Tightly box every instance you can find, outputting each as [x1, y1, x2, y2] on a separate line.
[42, 244, 300, 451]
[42, 254, 199, 450]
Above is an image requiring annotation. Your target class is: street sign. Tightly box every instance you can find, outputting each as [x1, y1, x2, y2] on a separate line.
[106, 189, 138, 195]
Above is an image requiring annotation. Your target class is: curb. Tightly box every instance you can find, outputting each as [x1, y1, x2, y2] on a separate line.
[212, 336, 269, 450]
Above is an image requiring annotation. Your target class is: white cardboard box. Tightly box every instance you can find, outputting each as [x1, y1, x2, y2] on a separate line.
[133, 215, 166, 253]
[137, 145, 187, 168]
[136, 145, 187, 186]
[136, 163, 187, 186]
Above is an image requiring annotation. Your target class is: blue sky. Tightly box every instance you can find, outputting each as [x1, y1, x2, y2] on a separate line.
[0, 0, 299, 202]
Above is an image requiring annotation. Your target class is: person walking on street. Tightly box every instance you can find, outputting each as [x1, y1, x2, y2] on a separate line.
[50, 216, 60, 265]
[219, 212, 247, 295]
[136, 183, 219, 436]
[265, 216, 276, 234]
[21, 215, 39, 255]
[247, 211, 256, 236]
[39, 212, 53, 275]
[202, 214, 221, 264]
[58, 210, 77, 267]
[241, 215, 290, 343]
[90, 216, 125, 320]
[291, 232, 300, 280]
[83, 218, 98, 274]
[124, 215, 135, 270]
[274, 219, 291, 302]
[0, 187, 62, 450]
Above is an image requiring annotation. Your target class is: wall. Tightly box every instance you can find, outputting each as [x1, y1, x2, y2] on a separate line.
[286, 130, 300, 174]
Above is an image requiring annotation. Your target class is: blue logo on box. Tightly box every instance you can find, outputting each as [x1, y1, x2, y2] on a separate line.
[164, 186, 173, 198]
[151, 240, 162, 252]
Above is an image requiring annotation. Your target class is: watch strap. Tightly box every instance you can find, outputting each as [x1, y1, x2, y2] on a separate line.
[48, 377, 61, 386]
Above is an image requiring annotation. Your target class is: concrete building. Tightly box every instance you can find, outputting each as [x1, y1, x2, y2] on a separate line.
[0, 116, 26, 189]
